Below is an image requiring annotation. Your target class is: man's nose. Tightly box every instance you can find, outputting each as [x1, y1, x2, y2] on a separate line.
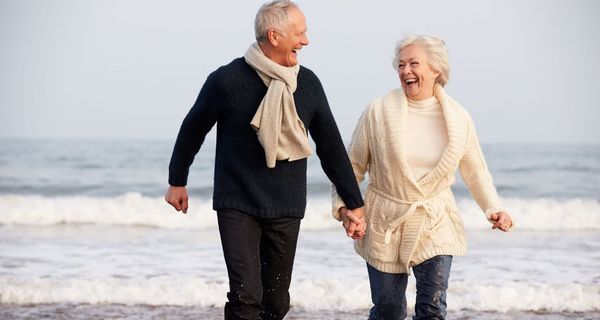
[302, 35, 309, 46]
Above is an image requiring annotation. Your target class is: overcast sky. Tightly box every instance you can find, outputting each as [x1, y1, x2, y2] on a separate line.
[1, 0, 599, 144]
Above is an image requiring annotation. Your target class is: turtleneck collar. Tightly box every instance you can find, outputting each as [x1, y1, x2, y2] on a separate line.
[407, 95, 440, 113]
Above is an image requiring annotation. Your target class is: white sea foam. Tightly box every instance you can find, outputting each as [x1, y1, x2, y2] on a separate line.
[1, 276, 598, 312]
[0, 276, 228, 306]
[0, 194, 599, 230]
[0, 193, 216, 230]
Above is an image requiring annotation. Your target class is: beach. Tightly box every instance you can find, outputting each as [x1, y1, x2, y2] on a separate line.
[2, 304, 600, 320]
[0, 139, 599, 318]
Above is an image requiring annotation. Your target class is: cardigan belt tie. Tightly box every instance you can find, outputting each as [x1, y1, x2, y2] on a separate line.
[370, 187, 439, 244]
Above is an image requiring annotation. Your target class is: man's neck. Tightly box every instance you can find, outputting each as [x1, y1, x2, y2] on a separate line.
[257, 42, 275, 61]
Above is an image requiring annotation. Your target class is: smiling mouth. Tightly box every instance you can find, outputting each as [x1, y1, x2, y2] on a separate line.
[405, 79, 418, 87]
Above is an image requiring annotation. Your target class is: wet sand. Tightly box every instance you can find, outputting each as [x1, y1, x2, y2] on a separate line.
[1, 304, 599, 320]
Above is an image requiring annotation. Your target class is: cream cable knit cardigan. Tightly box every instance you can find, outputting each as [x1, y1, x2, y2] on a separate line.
[332, 85, 503, 274]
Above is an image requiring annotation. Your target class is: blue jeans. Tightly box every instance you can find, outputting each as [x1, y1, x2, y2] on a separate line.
[367, 255, 453, 320]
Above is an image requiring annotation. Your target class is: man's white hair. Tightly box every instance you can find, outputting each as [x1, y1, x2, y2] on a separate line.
[254, 0, 299, 43]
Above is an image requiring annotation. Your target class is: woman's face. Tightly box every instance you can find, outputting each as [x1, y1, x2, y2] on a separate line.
[397, 45, 439, 101]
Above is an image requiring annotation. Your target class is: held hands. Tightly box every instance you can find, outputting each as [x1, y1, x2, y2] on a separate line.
[165, 186, 189, 214]
[339, 206, 367, 240]
[490, 211, 513, 232]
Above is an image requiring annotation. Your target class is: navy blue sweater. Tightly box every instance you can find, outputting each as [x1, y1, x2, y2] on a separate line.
[168, 58, 363, 218]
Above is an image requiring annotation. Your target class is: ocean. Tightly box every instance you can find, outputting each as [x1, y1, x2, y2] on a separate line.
[0, 137, 599, 319]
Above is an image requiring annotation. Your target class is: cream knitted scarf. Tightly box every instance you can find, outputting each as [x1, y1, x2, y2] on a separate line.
[244, 42, 313, 168]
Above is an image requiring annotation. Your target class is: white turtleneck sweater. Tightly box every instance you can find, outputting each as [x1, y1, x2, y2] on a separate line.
[406, 96, 448, 180]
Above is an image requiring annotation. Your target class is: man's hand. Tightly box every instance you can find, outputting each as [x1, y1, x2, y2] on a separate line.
[165, 186, 189, 214]
[340, 206, 367, 240]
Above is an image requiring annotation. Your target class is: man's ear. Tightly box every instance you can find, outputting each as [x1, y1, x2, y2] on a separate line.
[267, 29, 278, 46]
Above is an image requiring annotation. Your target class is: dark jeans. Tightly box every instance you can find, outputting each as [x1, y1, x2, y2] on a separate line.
[217, 208, 301, 320]
[367, 255, 453, 320]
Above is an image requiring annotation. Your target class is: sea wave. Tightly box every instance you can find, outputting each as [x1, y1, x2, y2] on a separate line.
[0, 193, 599, 230]
[0, 276, 598, 312]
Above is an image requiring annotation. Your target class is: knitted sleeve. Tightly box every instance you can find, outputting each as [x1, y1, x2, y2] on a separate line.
[331, 106, 371, 220]
[168, 71, 222, 186]
[458, 114, 504, 223]
[308, 76, 364, 211]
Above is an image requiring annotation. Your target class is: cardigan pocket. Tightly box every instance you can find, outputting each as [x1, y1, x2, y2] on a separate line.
[426, 214, 454, 247]
[363, 186, 408, 263]
[427, 206, 465, 247]
[366, 221, 401, 262]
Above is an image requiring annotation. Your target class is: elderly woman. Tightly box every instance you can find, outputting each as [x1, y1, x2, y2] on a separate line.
[333, 35, 513, 319]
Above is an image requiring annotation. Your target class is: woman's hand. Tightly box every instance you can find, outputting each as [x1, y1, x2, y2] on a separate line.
[339, 207, 367, 240]
[490, 211, 513, 232]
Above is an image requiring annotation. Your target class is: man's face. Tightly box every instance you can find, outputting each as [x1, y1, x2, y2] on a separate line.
[270, 8, 309, 67]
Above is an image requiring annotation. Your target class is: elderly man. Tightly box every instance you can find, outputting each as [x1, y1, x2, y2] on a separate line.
[165, 1, 365, 319]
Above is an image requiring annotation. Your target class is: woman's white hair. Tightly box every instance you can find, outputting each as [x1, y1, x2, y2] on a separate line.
[254, 0, 299, 43]
[392, 35, 450, 87]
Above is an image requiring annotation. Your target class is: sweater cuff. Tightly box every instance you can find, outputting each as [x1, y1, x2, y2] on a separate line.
[331, 183, 364, 221]
[168, 171, 189, 187]
[331, 196, 364, 221]
[341, 197, 364, 210]
[331, 196, 345, 221]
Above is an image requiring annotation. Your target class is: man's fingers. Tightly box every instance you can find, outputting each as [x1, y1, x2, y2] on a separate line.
[347, 221, 358, 236]
[346, 212, 363, 225]
[165, 187, 190, 214]
[181, 197, 189, 214]
[165, 196, 188, 213]
[351, 207, 365, 218]
[342, 214, 350, 229]
[170, 199, 182, 211]
[341, 208, 367, 238]
[343, 220, 352, 236]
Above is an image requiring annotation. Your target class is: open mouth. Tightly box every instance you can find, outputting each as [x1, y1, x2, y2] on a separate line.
[405, 78, 418, 88]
